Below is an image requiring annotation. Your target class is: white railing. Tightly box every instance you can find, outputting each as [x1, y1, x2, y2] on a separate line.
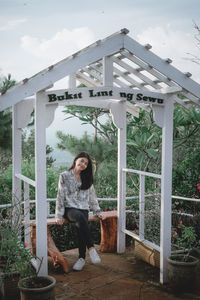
[122, 168, 200, 253]
[122, 168, 162, 252]
[1, 171, 199, 251]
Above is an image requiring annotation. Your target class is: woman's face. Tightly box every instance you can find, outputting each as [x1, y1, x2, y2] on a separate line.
[74, 157, 89, 172]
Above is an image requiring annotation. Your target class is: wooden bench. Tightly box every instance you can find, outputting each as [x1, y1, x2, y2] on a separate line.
[29, 210, 117, 273]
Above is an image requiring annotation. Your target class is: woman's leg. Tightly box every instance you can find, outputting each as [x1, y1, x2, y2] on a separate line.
[64, 208, 94, 259]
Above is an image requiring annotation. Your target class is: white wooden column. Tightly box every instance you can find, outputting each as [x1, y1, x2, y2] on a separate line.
[139, 174, 145, 240]
[160, 97, 174, 283]
[12, 103, 22, 230]
[103, 55, 126, 253]
[35, 91, 47, 275]
[117, 101, 126, 253]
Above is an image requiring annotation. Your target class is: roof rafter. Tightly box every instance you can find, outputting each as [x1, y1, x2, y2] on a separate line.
[0, 28, 199, 111]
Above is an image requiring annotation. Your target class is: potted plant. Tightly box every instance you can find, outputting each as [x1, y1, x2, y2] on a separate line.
[167, 221, 200, 291]
[0, 193, 56, 300]
[0, 197, 36, 300]
[18, 254, 56, 300]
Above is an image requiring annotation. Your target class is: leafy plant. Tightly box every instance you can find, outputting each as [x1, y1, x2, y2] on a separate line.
[172, 220, 200, 261]
[0, 192, 36, 278]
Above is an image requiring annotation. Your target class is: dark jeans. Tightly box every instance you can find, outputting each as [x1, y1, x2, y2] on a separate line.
[63, 207, 94, 259]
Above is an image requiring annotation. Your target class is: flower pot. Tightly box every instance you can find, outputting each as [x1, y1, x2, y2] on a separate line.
[18, 275, 56, 300]
[167, 254, 199, 291]
[0, 271, 20, 300]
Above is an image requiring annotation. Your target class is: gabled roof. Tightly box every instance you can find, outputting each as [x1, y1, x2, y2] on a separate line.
[0, 28, 200, 111]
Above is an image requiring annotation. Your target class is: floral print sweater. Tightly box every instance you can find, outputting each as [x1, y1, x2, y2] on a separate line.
[55, 169, 101, 219]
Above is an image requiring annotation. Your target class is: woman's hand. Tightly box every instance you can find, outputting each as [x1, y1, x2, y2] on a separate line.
[97, 213, 107, 220]
[56, 218, 65, 225]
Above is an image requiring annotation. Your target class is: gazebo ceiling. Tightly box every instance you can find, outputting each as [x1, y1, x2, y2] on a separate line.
[0, 28, 200, 111]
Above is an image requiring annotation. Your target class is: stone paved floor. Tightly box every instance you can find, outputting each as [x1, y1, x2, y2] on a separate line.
[48, 246, 200, 300]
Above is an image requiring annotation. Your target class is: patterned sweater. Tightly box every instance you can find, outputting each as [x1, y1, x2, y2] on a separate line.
[55, 169, 101, 219]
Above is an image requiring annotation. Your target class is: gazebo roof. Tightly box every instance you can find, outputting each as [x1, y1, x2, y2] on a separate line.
[0, 28, 200, 111]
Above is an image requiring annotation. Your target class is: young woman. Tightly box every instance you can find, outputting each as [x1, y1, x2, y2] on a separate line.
[56, 152, 102, 271]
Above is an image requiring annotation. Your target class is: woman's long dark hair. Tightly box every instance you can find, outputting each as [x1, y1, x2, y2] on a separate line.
[69, 152, 93, 190]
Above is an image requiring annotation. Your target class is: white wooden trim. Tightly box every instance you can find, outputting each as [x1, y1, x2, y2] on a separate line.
[124, 35, 200, 99]
[35, 91, 48, 276]
[15, 173, 36, 187]
[123, 168, 161, 179]
[12, 104, 22, 224]
[24, 182, 31, 248]
[123, 229, 160, 252]
[103, 56, 113, 86]
[139, 174, 145, 240]
[0, 33, 124, 111]
[160, 96, 174, 284]
[117, 101, 127, 253]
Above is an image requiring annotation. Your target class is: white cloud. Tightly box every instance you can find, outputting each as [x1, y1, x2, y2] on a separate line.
[137, 26, 200, 82]
[21, 27, 95, 62]
[0, 18, 27, 31]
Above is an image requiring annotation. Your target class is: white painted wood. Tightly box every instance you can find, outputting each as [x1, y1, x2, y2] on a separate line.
[45, 104, 58, 128]
[76, 76, 95, 88]
[44, 87, 166, 107]
[12, 103, 22, 230]
[123, 168, 161, 179]
[139, 174, 145, 240]
[159, 86, 182, 94]
[114, 78, 130, 88]
[64, 99, 121, 109]
[124, 35, 200, 99]
[116, 101, 127, 253]
[103, 56, 113, 86]
[126, 102, 140, 117]
[119, 50, 176, 88]
[16, 99, 34, 129]
[152, 106, 164, 127]
[24, 182, 31, 248]
[15, 173, 36, 187]
[123, 229, 160, 252]
[0, 33, 124, 111]
[110, 101, 126, 129]
[81, 67, 102, 83]
[69, 73, 76, 88]
[112, 56, 162, 89]
[35, 91, 48, 276]
[113, 66, 149, 90]
[77, 71, 100, 86]
[160, 96, 174, 284]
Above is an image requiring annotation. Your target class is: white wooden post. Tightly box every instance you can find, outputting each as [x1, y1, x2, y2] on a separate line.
[103, 56, 126, 253]
[160, 97, 174, 283]
[117, 102, 126, 253]
[24, 182, 31, 247]
[69, 73, 76, 88]
[139, 174, 145, 240]
[103, 56, 113, 86]
[12, 103, 22, 232]
[35, 91, 48, 275]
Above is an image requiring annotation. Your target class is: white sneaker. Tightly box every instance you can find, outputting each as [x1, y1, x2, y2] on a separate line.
[89, 248, 101, 264]
[73, 258, 85, 271]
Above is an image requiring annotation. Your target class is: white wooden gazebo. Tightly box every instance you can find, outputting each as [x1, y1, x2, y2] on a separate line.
[0, 28, 200, 283]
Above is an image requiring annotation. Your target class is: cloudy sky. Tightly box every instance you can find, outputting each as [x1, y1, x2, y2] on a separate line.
[1, 0, 200, 162]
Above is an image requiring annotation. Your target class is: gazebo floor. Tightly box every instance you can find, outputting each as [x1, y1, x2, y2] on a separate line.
[48, 245, 200, 300]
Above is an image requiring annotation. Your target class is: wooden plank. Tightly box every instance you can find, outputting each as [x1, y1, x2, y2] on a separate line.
[124, 35, 200, 100]
[0, 33, 124, 111]
[29, 210, 118, 225]
[35, 91, 48, 276]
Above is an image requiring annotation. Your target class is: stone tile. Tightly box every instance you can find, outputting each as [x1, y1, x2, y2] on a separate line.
[49, 246, 200, 300]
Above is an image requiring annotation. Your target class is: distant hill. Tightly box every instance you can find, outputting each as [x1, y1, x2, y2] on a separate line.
[50, 147, 73, 170]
